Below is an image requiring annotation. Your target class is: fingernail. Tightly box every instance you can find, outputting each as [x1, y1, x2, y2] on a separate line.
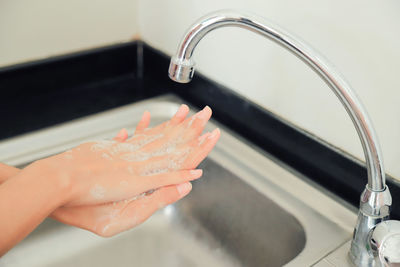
[190, 169, 203, 177]
[177, 182, 192, 196]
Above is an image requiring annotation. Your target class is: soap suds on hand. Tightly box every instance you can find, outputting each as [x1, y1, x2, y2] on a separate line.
[90, 140, 116, 152]
[102, 153, 113, 160]
[90, 184, 106, 199]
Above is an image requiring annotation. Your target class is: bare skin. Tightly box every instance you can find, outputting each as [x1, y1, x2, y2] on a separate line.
[0, 104, 220, 256]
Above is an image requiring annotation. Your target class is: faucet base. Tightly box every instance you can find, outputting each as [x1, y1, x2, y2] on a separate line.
[349, 186, 392, 266]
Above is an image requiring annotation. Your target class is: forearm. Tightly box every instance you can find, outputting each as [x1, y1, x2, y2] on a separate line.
[0, 163, 19, 184]
[0, 161, 68, 256]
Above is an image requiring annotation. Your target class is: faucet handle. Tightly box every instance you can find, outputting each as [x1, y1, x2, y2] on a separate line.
[371, 220, 400, 266]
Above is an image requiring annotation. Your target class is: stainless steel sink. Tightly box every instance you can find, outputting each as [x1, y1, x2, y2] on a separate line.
[0, 95, 356, 266]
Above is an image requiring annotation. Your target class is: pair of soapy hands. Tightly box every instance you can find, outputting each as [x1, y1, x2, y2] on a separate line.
[41, 104, 219, 237]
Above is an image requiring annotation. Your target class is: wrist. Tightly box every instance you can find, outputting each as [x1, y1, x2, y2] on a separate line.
[29, 159, 73, 206]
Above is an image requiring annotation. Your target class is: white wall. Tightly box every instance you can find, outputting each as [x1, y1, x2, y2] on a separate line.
[138, 0, 400, 181]
[0, 0, 138, 67]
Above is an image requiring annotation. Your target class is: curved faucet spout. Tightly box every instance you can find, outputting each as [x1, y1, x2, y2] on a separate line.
[168, 10, 385, 192]
[169, 10, 392, 265]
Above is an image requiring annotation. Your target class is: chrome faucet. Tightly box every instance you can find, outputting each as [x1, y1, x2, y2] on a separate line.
[168, 10, 400, 266]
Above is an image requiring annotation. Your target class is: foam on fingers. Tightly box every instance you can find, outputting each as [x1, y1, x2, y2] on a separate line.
[92, 168, 201, 206]
[184, 106, 212, 133]
[100, 183, 190, 236]
[182, 128, 220, 169]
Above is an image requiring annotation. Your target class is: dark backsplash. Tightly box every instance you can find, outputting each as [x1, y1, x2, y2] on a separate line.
[1, 41, 399, 219]
[0, 43, 159, 139]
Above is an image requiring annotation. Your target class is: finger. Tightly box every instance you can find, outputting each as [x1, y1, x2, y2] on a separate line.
[123, 130, 216, 175]
[197, 132, 211, 145]
[64, 165, 198, 207]
[113, 128, 128, 142]
[140, 106, 212, 151]
[169, 104, 189, 125]
[100, 182, 192, 237]
[184, 106, 212, 136]
[74, 168, 201, 206]
[132, 169, 201, 195]
[137, 104, 189, 136]
[183, 128, 220, 169]
[135, 111, 151, 134]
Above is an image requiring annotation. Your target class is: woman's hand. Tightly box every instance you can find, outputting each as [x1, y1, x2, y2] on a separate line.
[50, 105, 219, 236]
[41, 105, 218, 207]
[0, 104, 220, 255]
[0, 104, 220, 240]
[52, 182, 192, 237]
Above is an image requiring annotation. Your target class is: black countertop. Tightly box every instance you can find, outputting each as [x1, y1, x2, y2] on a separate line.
[1, 41, 399, 219]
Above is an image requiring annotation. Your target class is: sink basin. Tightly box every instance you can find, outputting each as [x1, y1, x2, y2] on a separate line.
[0, 95, 356, 266]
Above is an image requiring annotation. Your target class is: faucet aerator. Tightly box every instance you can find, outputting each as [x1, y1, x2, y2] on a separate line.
[168, 57, 195, 83]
